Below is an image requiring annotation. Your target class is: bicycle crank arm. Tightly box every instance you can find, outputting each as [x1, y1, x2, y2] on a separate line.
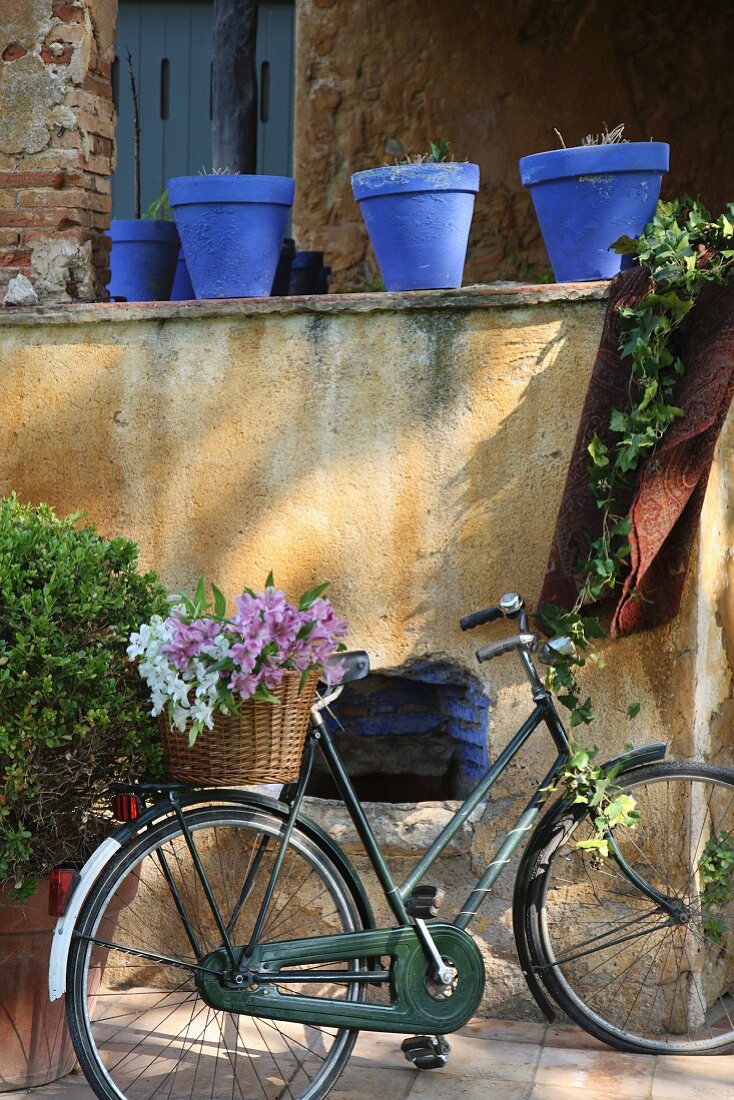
[196, 923, 485, 1034]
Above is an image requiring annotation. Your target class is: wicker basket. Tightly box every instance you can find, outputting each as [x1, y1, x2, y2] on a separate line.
[159, 670, 319, 786]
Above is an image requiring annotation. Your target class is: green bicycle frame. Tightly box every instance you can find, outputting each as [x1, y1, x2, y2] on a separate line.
[102, 670, 667, 1032]
[311, 694, 572, 931]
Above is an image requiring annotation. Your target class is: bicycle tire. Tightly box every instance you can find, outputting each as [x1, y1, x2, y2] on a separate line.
[66, 803, 366, 1099]
[525, 760, 734, 1053]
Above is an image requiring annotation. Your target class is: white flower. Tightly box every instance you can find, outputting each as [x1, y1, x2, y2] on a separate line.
[190, 698, 215, 729]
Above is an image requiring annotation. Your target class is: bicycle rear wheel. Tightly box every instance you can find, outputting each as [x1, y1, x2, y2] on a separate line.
[526, 761, 734, 1053]
[66, 804, 366, 1099]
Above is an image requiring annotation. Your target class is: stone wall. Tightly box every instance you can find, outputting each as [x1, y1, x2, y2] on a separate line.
[1, 285, 729, 1014]
[0, 0, 117, 302]
[293, 0, 734, 289]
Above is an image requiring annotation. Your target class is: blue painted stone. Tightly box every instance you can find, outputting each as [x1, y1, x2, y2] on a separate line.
[442, 701, 483, 723]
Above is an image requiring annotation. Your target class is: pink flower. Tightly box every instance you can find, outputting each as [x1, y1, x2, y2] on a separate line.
[262, 665, 285, 691]
[162, 616, 220, 669]
[229, 642, 258, 674]
[228, 669, 259, 698]
[322, 659, 347, 686]
[155, 578, 349, 707]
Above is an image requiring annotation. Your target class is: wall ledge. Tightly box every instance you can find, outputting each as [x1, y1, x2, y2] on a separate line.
[0, 281, 609, 326]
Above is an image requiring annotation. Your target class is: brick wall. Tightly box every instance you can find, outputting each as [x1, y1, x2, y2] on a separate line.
[0, 0, 117, 302]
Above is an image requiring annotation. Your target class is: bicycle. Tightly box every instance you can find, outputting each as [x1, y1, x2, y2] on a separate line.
[49, 591, 734, 1100]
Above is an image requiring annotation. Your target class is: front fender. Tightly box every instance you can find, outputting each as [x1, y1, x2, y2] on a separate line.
[49, 790, 375, 1002]
[511, 739, 667, 1022]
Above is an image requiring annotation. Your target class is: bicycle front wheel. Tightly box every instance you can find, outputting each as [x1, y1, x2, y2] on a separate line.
[66, 804, 366, 1099]
[526, 761, 734, 1053]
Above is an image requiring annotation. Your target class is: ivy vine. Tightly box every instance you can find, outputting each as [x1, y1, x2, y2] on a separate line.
[539, 198, 734, 727]
[538, 198, 734, 857]
[552, 743, 640, 861]
[699, 830, 734, 942]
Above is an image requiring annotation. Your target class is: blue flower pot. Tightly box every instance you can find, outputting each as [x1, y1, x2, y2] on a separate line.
[108, 220, 180, 302]
[519, 142, 670, 283]
[169, 249, 195, 301]
[168, 175, 295, 299]
[351, 162, 480, 292]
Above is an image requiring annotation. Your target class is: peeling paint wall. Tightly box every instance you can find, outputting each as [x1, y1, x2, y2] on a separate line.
[0, 288, 720, 1013]
[0, 0, 116, 302]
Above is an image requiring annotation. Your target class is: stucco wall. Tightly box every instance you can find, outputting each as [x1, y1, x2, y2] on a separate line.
[0, 288, 713, 768]
[2, 285, 730, 1014]
[0, 285, 712, 782]
[293, 0, 734, 289]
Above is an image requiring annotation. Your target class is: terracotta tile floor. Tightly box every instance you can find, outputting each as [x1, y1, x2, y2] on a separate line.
[5, 1018, 734, 1099]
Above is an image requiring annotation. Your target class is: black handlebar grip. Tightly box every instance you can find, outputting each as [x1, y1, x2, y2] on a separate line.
[476, 634, 527, 663]
[460, 605, 503, 632]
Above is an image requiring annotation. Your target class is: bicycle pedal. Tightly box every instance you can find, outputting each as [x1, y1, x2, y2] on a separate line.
[405, 885, 445, 919]
[401, 1034, 451, 1070]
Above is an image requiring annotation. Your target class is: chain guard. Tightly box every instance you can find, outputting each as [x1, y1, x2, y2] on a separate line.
[196, 922, 485, 1034]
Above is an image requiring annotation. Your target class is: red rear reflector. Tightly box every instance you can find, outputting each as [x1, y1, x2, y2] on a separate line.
[112, 793, 143, 821]
[48, 867, 80, 916]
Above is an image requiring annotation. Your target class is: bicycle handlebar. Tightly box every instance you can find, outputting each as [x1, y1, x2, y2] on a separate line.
[476, 633, 538, 664]
[460, 592, 526, 633]
[460, 605, 504, 631]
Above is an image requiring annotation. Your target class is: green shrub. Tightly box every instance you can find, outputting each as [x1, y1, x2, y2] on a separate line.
[0, 496, 168, 898]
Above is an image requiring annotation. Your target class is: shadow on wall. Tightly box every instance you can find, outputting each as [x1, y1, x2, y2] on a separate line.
[0, 303, 589, 675]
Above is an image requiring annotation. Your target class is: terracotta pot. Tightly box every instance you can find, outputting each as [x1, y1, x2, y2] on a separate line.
[0, 879, 76, 1091]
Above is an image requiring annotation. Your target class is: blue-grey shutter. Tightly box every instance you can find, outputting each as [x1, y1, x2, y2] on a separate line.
[112, 1, 294, 219]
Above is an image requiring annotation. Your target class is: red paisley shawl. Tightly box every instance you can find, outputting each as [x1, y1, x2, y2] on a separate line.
[539, 268, 734, 636]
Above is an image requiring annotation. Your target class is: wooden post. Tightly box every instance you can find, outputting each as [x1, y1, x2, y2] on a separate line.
[125, 48, 141, 219]
[212, 0, 259, 173]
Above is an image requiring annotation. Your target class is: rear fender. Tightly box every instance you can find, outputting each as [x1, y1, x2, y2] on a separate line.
[49, 836, 123, 1001]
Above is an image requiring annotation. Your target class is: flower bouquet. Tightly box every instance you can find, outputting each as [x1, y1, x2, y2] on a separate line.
[127, 575, 348, 784]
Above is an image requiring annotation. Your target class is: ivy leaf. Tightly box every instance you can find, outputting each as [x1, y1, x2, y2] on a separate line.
[588, 434, 609, 467]
[609, 408, 629, 433]
[646, 291, 695, 317]
[611, 234, 640, 255]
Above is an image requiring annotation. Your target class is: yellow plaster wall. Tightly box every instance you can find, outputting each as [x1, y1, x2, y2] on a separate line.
[0, 289, 704, 782]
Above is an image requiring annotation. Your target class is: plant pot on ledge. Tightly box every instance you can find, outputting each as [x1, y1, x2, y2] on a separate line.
[108, 219, 180, 302]
[168, 175, 295, 299]
[519, 141, 669, 282]
[351, 161, 480, 292]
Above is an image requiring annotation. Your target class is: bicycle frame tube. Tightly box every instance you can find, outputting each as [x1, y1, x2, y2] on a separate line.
[314, 719, 411, 923]
[313, 694, 571, 931]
